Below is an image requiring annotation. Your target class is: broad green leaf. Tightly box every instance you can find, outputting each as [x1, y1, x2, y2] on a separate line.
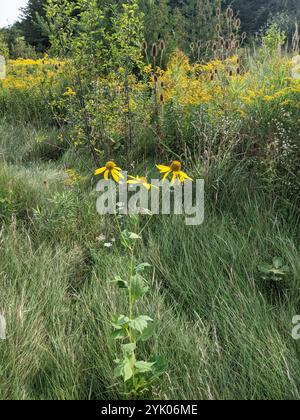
[136, 262, 151, 274]
[135, 361, 155, 374]
[123, 360, 134, 382]
[111, 276, 129, 289]
[122, 342, 136, 355]
[114, 363, 123, 379]
[114, 358, 134, 382]
[273, 257, 284, 269]
[111, 329, 127, 340]
[258, 263, 273, 274]
[131, 274, 149, 303]
[149, 356, 167, 378]
[111, 315, 130, 330]
[129, 315, 153, 334]
[137, 322, 156, 342]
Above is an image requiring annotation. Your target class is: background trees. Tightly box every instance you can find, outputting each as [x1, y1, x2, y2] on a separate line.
[2, 0, 300, 58]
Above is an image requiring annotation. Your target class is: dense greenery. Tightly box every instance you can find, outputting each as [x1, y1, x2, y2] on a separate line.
[0, 0, 300, 401]
[2, 0, 300, 58]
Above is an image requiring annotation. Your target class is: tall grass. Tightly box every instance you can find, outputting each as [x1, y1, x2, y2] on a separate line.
[1, 121, 300, 400]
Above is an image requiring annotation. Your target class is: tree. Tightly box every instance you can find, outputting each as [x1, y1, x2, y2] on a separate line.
[228, 0, 300, 35]
[19, 0, 50, 52]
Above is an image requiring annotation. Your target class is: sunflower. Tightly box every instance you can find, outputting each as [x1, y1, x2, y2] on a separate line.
[127, 176, 157, 190]
[156, 161, 193, 184]
[94, 161, 124, 183]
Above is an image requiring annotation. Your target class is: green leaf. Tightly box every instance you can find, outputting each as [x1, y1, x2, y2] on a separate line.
[129, 315, 153, 334]
[137, 322, 155, 342]
[149, 356, 167, 378]
[136, 262, 151, 274]
[273, 257, 284, 269]
[111, 315, 130, 330]
[128, 232, 142, 240]
[122, 342, 136, 355]
[111, 329, 127, 340]
[135, 361, 155, 374]
[111, 276, 129, 289]
[123, 359, 134, 382]
[258, 263, 273, 274]
[131, 274, 149, 303]
[114, 358, 134, 382]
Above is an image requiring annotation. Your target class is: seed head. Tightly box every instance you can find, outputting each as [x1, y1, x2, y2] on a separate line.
[159, 40, 165, 51]
[152, 43, 158, 57]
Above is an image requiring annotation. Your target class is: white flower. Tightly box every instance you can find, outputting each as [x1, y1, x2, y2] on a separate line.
[104, 242, 113, 248]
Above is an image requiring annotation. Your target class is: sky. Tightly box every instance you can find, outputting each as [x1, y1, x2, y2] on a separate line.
[0, 0, 28, 28]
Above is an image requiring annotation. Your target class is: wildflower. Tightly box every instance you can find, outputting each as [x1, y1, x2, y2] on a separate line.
[127, 176, 155, 190]
[63, 87, 76, 96]
[156, 161, 193, 184]
[94, 161, 124, 182]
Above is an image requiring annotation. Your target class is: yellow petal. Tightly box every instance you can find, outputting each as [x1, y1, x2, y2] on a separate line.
[111, 169, 120, 183]
[104, 170, 109, 180]
[162, 171, 171, 181]
[143, 183, 151, 190]
[127, 180, 139, 185]
[156, 164, 171, 173]
[179, 171, 193, 182]
[171, 172, 178, 186]
[94, 166, 106, 175]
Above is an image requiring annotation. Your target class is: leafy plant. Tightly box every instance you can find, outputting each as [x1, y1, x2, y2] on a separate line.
[258, 257, 290, 282]
[111, 220, 166, 397]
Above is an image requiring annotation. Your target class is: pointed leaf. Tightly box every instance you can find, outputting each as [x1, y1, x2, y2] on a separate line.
[122, 342, 136, 355]
[111, 276, 129, 289]
[135, 361, 155, 374]
[131, 274, 149, 303]
[136, 263, 151, 274]
[129, 315, 153, 334]
[137, 322, 156, 342]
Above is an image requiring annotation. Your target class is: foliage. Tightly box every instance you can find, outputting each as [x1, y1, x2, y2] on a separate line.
[19, 0, 50, 52]
[0, 32, 9, 59]
[111, 226, 166, 396]
[0, 1, 300, 401]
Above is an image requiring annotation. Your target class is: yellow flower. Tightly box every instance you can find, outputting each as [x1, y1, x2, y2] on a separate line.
[156, 161, 193, 184]
[127, 176, 157, 190]
[94, 161, 124, 183]
[63, 87, 76, 96]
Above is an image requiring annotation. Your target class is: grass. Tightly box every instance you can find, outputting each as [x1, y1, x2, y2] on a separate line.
[0, 120, 300, 400]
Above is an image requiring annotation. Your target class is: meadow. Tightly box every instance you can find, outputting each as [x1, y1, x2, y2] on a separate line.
[0, 2, 300, 401]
